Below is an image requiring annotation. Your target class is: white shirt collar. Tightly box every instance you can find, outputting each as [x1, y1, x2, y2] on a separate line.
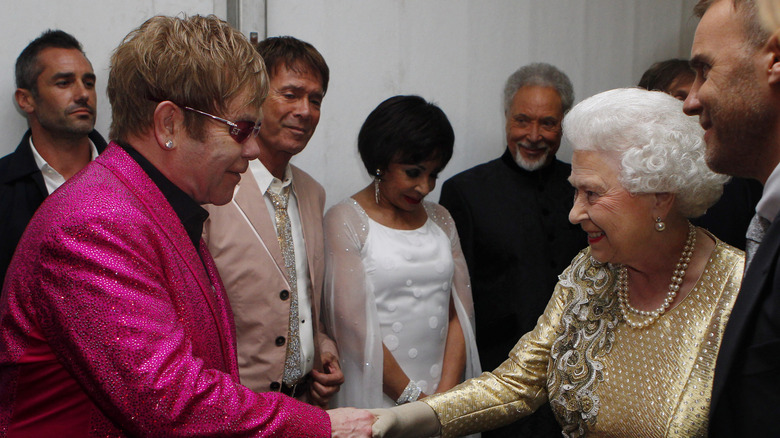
[248, 159, 293, 196]
[30, 136, 99, 169]
[29, 136, 99, 194]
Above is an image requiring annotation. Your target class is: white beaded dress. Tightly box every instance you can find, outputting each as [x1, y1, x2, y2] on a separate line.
[323, 199, 481, 409]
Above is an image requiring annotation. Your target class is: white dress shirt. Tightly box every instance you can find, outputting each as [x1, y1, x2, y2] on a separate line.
[30, 137, 99, 195]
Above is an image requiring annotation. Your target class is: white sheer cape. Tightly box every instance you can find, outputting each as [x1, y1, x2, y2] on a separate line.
[323, 198, 481, 409]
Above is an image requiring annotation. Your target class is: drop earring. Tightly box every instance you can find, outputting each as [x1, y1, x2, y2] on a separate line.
[374, 169, 381, 205]
[654, 216, 666, 232]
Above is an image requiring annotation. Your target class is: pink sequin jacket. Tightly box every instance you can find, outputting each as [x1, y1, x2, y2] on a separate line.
[0, 144, 329, 437]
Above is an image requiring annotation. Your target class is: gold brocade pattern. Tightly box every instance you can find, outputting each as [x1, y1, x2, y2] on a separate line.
[425, 237, 743, 438]
[548, 256, 620, 437]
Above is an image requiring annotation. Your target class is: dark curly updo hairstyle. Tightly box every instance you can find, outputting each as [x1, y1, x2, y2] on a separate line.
[358, 95, 455, 176]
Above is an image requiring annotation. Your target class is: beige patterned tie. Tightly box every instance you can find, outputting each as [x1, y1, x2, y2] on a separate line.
[268, 185, 302, 385]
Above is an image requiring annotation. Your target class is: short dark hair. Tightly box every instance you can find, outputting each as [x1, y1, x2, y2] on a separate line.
[15, 29, 85, 94]
[637, 59, 694, 92]
[694, 0, 769, 48]
[358, 95, 454, 177]
[256, 36, 329, 95]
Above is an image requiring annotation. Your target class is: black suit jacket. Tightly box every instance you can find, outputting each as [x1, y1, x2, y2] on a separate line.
[709, 208, 780, 437]
[692, 177, 762, 250]
[0, 129, 107, 286]
[439, 149, 586, 438]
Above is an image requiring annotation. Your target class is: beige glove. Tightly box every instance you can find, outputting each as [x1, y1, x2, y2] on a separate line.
[369, 401, 441, 438]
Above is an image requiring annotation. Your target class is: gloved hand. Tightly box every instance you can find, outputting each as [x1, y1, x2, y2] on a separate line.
[369, 401, 441, 438]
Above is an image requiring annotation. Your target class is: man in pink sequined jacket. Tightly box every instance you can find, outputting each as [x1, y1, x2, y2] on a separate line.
[0, 15, 373, 437]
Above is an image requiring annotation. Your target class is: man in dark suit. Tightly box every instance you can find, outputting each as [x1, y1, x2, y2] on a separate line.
[439, 63, 586, 438]
[0, 30, 106, 286]
[683, 0, 780, 435]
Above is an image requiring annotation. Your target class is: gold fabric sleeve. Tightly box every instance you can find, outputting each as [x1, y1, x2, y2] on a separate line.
[423, 274, 567, 438]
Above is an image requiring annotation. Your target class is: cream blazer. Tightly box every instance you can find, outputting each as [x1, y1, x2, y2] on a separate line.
[203, 165, 338, 398]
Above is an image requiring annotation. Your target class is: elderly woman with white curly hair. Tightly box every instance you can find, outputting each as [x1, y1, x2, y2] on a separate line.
[369, 88, 745, 438]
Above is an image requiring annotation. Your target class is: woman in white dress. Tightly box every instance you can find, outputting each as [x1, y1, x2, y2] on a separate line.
[324, 95, 480, 410]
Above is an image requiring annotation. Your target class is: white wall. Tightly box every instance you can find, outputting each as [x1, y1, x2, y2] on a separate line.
[1, 0, 699, 210]
[268, 0, 700, 209]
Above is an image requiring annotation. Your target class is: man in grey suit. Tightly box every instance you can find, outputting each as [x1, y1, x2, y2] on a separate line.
[203, 36, 343, 407]
[683, 0, 780, 435]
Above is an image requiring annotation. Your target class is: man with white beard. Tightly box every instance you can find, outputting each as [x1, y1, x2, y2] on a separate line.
[438, 63, 585, 438]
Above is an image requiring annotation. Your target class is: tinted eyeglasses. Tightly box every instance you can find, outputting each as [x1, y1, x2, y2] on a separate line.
[182, 106, 261, 144]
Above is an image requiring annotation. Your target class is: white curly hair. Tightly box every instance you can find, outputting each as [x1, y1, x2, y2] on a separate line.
[562, 87, 729, 218]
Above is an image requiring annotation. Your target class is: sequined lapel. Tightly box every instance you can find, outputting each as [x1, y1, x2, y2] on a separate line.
[99, 144, 229, 352]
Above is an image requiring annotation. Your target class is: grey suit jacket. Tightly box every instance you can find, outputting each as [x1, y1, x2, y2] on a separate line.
[203, 165, 338, 397]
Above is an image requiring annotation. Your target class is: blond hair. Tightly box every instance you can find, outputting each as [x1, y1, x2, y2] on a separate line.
[107, 15, 268, 142]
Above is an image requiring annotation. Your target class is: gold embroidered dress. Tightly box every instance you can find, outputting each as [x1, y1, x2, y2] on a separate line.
[425, 238, 743, 438]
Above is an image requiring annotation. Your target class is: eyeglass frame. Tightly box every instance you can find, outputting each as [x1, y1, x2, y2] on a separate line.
[147, 98, 261, 144]
[182, 106, 261, 144]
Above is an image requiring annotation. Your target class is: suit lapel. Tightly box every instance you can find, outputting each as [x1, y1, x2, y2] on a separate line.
[711, 216, 780, 409]
[291, 170, 317, 289]
[291, 168, 325, 370]
[233, 170, 288, 277]
[101, 145, 228, 350]
[4, 131, 48, 198]
[199, 240, 239, 373]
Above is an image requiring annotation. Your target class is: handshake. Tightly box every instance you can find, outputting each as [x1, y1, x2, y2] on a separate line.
[330, 401, 440, 438]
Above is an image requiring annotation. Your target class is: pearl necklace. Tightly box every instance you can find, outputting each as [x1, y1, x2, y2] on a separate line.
[617, 222, 696, 329]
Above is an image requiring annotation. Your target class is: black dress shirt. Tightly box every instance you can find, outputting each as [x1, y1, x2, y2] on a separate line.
[119, 143, 208, 251]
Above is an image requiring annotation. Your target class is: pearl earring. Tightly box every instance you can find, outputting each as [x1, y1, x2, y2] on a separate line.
[654, 216, 666, 232]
